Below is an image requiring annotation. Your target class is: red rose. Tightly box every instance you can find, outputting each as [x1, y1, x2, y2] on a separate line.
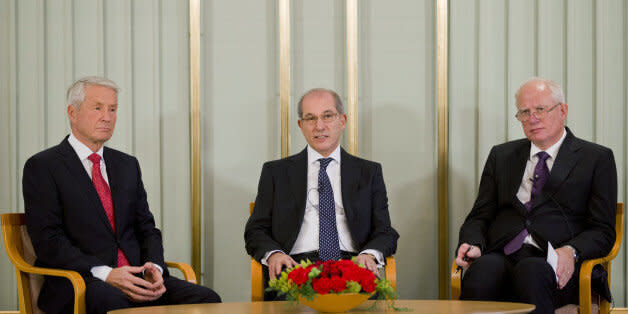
[288, 267, 309, 286]
[361, 278, 377, 293]
[330, 276, 347, 292]
[312, 277, 333, 294]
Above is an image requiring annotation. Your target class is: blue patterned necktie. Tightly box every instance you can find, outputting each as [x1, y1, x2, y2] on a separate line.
[504, 151, 551, 255]
[318, 157, 341, 261]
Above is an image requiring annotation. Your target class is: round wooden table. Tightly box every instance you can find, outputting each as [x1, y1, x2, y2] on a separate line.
[109, 299, 535, 313]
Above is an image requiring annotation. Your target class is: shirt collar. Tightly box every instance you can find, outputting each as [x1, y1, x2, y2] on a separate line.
[530, 127, 567, 161]
[68, 132, 104, 162]
[307, 145, 341, 166]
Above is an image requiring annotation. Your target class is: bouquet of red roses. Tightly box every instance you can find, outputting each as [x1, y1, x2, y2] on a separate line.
[267, 258, 397, 303]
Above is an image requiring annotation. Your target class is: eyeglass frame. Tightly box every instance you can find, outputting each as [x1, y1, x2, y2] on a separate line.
[515, 102, 562, 122]
[300, 111, 341, 125]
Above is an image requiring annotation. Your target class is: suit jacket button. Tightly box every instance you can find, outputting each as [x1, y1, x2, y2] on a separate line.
[525, 220, 531, 227]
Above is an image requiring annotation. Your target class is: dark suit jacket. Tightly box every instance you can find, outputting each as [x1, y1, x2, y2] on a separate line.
[458, 128, 617, 261]
[23, 136, 166, 313]
[245, 147, 399, 262]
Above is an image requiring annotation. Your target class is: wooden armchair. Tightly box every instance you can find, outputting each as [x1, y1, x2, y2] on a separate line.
[248, 202, 397, 301]
[450, 203, 624, 314]
[1, 213, 197, 314]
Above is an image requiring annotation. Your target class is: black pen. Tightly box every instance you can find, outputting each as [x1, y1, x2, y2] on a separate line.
[456, 245, 473, 274]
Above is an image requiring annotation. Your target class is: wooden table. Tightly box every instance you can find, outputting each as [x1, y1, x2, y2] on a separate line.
[109, 299, 535, 313]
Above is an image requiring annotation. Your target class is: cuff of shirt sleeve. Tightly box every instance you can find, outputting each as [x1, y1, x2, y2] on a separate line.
[91, 265, 113, 282]
[261, 250, 285, 266]
[154, 263, 163, 274]
[141, 262, 164, 275]
[359, 249, 384, 268]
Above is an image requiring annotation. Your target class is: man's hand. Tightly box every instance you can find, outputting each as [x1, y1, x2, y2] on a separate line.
[455, 243, 481, 269]
[355, 253, 380, 277]
[267, 252, 297, 280]
[105, 265, 162, 302]
[555, 246, 576, 289]
[143, 262, 166, 297]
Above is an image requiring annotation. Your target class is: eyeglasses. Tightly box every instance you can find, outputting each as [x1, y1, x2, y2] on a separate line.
[515, 103, 561, 122]
[300, 112, 339, 125]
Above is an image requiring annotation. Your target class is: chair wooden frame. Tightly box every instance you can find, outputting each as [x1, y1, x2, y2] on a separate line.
[249, 202, 397, 301]
[1, 213, 196, 314]
[450, 203, 624, 314]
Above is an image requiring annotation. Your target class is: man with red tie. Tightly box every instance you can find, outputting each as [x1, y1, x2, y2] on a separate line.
[23, 76, 220, 314]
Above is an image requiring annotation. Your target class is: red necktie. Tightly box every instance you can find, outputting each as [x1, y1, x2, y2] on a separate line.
[88, 153, 130, 267]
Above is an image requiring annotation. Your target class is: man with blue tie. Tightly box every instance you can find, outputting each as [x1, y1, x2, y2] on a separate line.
[244, 88, 399, 299]
[455, 78, 616, 313]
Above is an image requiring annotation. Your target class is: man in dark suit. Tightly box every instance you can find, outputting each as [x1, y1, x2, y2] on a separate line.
[23, 76, 220, 314]
[244, 88, 399, 291]
[455, 78, 616, 313]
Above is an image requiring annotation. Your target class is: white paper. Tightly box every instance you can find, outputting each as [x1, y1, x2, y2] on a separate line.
[547, 242, 559, 282]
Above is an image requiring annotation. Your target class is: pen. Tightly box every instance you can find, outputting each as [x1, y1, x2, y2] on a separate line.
[456, 245, 473, 274]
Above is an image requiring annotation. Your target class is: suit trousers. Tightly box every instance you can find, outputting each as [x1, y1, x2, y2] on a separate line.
[460, 245, 579, 314]
[50, 275, 220, 314]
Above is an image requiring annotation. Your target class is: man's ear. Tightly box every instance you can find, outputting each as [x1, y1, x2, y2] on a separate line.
[67, 105, 75, 122]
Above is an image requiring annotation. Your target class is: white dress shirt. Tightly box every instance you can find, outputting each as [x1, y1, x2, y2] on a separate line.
[68, 133, 162, 281]
[516, 128, 567, 248]
[262, 145, 384, 266]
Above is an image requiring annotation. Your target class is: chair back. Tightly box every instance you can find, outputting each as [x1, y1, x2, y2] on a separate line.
[1, 213, 44, 314]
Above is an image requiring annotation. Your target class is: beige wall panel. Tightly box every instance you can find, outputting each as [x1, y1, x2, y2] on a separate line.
[448, 0, 477, 264]
[566, 0, 595, 141]
[201, 0, 279, 301]
[159, 0, 192, 266]
[73, 0, 103, 77]
[132, 0, 162, 226]
[44, 0, 73, 146]
[16, 0, 45, 209]
[104, 0, 134, 154]
[360, 0, 437, 299]
[290, 0, 345, 153]
[507, 0, 535, 141]
[625, 0, 628, 304]
[595, 0, 626, 304]
[0, 1, 18, 310]
[477, 0, 507, 176]
[537, 0, 565, 85]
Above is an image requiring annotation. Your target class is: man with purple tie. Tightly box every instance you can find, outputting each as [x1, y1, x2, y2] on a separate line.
[455, 78, 616, 313]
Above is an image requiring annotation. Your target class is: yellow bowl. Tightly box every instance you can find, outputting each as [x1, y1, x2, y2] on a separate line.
[298, 293, 373, 312]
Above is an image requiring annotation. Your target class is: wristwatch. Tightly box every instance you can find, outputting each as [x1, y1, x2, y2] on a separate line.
[564, 245, 578, 262]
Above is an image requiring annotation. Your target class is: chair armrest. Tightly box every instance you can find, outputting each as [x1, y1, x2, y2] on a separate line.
[251, 258, 264, 302]
[166, 261, 197, 284]
[384, 256, 396, 290]
[450, 260, 461, 300]
[14, 262, 85, 314]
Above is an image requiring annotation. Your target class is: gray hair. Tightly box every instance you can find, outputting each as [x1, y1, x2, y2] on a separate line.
[515, 77, 565, 104]
[297, 88, 344, 118]
[66, 76, 119, 108]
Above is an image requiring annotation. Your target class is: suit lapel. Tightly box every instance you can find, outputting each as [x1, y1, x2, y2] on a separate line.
[58, 137, 115, 235]
[287, 148, 308, 221]
[103, 147, 124, 235]
[340, 149, 358, 221]
[532, 129, 581, 209]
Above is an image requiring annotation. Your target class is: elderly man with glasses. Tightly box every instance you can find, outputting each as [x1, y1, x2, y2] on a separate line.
[245, 88, 399, 300]
[455, 78, 617, 313]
